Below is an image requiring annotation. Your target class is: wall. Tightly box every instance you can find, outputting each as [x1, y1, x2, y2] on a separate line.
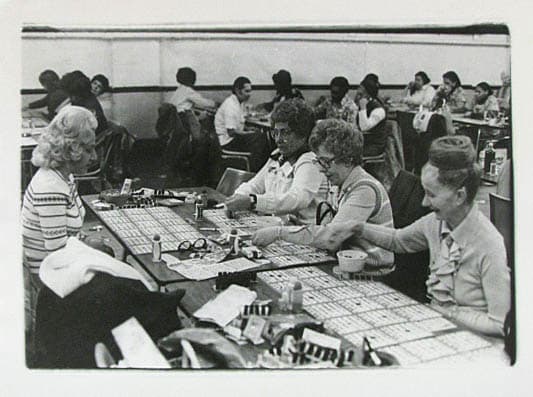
[21, 32, 510, 138]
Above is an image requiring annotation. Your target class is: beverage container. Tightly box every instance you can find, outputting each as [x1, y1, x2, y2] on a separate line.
[228, 229, 240, 255]
[484, 142, 495, 174]
[194, 193, 207, 220]
[290, 280, 303, 313]
[152, 234, 162, 262]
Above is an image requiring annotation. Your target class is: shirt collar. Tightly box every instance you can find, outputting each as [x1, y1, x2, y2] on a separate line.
[440, 204, 479, 248]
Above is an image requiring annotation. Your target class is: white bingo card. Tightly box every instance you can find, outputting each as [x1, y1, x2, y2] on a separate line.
[324, 315, 373, 335]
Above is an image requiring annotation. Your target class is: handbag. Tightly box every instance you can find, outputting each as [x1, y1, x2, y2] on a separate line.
[412, 108, 434, 133]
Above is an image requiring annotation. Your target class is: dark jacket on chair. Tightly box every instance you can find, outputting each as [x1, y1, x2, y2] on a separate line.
[34, 273, 183, 368]
[383, 170, 431, 302]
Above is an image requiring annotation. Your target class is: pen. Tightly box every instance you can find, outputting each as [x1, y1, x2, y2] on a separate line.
[214, 203, 225, 209]
[363, 337, 382, 366]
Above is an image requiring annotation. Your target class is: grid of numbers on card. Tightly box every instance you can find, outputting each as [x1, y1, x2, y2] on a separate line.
[319, 286, 363, 301]
[345, 280, 396, 297]
[358, 309, 408, 327]
[302, 290, 330, 306]
[343, 328, 397, 349]
[304, 302, 352, 320]
[399, 338, 457, 362]
[324, 315, 373, 335]
[391, 304, 442, 321]
[379, 323, 433, 344]
[435, 331, 492, 353]
[337, 297, 384, 313]
[372, 292, 419, 308]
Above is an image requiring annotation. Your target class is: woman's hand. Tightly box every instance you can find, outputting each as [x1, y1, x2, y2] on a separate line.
[224, 194, 251, 211]
[358, 97, 368, 110]
[252, 227, 280, 246]
[324, 221, 365, 246]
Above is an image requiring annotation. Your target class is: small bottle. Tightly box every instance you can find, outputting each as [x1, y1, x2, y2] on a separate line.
[194, 193, 207, 220]
[291, 280, 303, 313]
[228, 229, 240, 255]
[484, 142, 495, 174]
[152, 234, 162, 262]
[279, 283, 291, 312]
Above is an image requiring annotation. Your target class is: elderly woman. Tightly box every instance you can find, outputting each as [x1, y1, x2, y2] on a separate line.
[431, 70, 467, 113]
[252, 118, 394, 268]
[325, 136, 510, 337]
[22, 106, 97, 333]
[469, 82, 499, 117]
[401, 71, 436, 108]
[91, 74, 113, 120]
[224, 98, 328, 224]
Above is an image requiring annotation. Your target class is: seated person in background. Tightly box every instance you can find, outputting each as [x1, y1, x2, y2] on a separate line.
[496, 70, 511, 114]
[170, 67, 217, 117]
[324, 136, 510, 337]
[468, 82, 499, 117]
[314, 76, 358, 126]
[91, 74, 113, 120]
[214, 76, 270, 172]
[431, 70, 467, 113]
[224, 99, 328, 224]
[22, 106, 97, 332]
[259, 69, 304, 113]
[355, 75, 387, 157]
[61, 71, 108, 137]
[23, 69, 69, 121]
[400, 71, 436, 108]
[252, 118, 394, 268]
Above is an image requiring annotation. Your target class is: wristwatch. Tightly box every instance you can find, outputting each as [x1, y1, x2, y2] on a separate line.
[249, 194, 257, 210]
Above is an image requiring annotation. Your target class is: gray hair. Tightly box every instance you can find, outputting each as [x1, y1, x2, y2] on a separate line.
[308, 118, 364, 166]
[32, 106, 97, 169]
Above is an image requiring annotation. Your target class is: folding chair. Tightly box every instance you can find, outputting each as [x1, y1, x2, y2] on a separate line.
[489, 193, 513, 268]
[216, 167, 256, 197]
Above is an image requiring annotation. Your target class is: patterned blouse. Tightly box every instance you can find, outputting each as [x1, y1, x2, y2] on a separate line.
[315, 94, 359, 126]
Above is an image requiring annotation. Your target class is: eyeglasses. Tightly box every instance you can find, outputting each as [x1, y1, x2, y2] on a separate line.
[177, 238, 208, 252]
[271, 128, 293, 141]
[312, 156, 347, 169]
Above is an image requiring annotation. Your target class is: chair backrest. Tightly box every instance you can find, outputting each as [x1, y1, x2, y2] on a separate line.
[180, 340, 201, 369]
[94, 342, 117, 368]
[216, 167, 256, 197]
[489, 193, 513, 267]
[388, 169, 430, 228]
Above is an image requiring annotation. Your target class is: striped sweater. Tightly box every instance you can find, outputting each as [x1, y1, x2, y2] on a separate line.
[280, 166, 395, 267]
[22, 168, 85, 274]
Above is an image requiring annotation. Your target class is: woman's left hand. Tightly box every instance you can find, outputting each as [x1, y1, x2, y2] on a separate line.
[225, 194, 251, 211]
[252, 226, 280, 246]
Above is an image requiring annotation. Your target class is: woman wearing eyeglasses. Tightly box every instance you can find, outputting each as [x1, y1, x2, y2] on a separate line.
[252, 118, 394, 268]
[224, 98, 328, 225]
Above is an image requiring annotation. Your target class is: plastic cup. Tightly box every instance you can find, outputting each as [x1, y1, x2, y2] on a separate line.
[337, 249, 368, 273]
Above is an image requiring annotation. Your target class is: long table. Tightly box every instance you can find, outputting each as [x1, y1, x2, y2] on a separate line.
[82, 187, 507, 368]
[82, 187, 342, 291]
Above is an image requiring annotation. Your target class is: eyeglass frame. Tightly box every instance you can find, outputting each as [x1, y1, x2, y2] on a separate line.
[177, 237, 209, 252]
[312, 155, 352, 169]
[270, 126, 295, 142]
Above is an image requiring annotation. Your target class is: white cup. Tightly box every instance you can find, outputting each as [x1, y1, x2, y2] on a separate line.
[337, 249, 368, 273]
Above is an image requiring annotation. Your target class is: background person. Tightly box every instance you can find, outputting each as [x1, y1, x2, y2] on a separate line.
[431, 70, 467, 113]
[401, 71, 436, 108]
[23, 69, 69, 120]
[314, 76, 358, 126]
[91, 74, 113, 120]
[214, 76, 269, 171]
[468, 81, 499, 117]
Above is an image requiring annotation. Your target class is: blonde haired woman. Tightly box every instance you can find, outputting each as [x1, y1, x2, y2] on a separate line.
[22, 106, 97, 342]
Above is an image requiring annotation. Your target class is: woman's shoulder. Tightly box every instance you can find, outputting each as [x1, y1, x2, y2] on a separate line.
[29, 169, 70, 195]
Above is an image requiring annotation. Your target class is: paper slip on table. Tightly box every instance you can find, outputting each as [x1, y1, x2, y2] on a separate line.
[82, 186, 367, 291]
[174, 263, 507, 368]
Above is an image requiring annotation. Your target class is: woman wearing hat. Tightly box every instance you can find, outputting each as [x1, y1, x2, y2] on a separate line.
[356, 75, 387, 157]
[322, 136, 510, 337]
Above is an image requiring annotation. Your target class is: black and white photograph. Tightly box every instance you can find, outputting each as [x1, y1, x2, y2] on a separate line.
[2, 0, 532, 395]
